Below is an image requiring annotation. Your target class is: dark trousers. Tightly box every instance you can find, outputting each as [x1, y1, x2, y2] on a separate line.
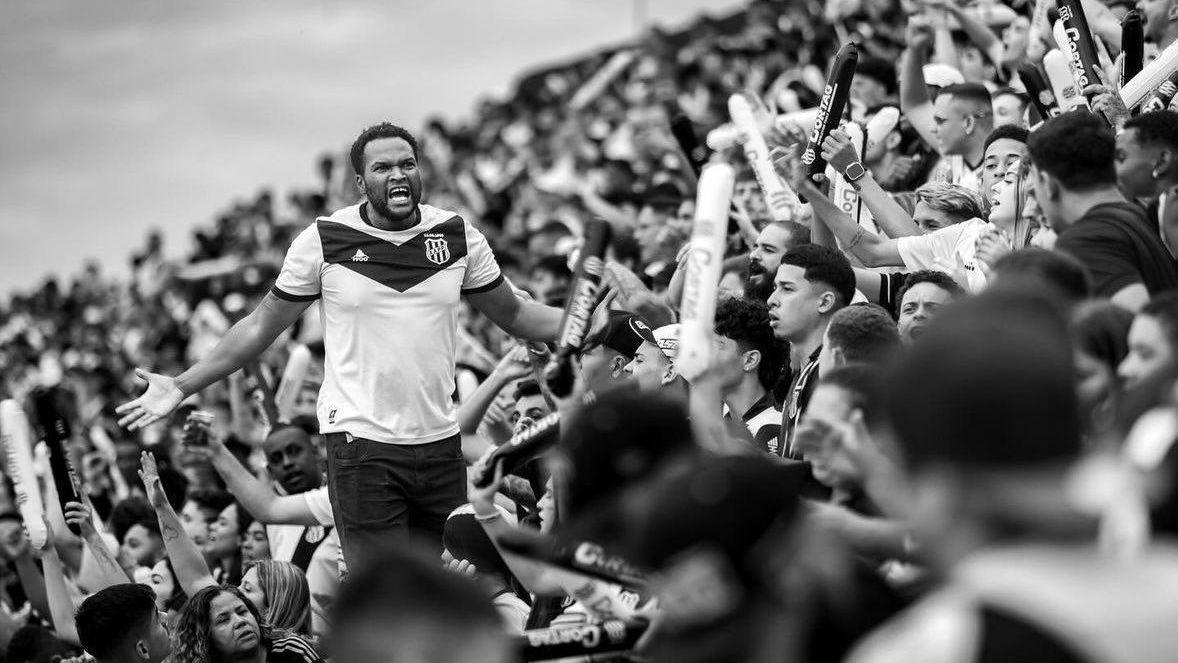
[325, 432, 466, 572]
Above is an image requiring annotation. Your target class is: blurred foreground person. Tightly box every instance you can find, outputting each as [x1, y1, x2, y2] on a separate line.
[75, 584, 171, 663]
[331, 542, 512, 663]
[849, 292, 1178, 662]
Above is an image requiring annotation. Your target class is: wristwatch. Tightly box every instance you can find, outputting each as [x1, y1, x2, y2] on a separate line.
[843, 161, 867, 182]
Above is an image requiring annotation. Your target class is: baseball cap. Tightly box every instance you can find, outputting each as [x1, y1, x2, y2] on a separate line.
[654, 323, 681, 360]
[585, 311, 658, 359]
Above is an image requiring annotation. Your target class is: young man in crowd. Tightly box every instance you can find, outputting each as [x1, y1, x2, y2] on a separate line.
[75, 584, 171, 663]
[768, 245, 856, 459]
[1114, 110, 1178, 256]
[578, 310, 658, 393]
[118, 123, 564, 568]
[894, 270, 963, 343]
[901, 24, 994, 193]
[979, 125, 1029, 197]
[713, 297, 786, 454]
[1028, 111, 1178, 310]
[817, 304, 901, 375]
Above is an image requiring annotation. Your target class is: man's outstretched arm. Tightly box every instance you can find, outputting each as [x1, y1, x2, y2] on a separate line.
[117, 292, 311, 430]
[466, 280, 563, 342]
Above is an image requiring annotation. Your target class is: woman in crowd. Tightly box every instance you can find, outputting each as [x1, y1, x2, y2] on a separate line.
[171, 586, 321, 663]
[239, 561, 312, 636]
[206, 502, 254, 585]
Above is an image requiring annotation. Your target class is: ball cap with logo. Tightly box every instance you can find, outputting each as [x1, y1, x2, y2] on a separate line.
[586, 311, 659, 360]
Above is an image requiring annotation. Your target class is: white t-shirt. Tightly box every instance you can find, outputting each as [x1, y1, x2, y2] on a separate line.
[896, 218, 989, 292]
[272, 203, 503, 444]
[265, 486, 339, 637]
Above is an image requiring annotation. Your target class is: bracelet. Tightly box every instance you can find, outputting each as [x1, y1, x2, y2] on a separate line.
[474, 510, 501, 524]
[846, 227, 867, 250]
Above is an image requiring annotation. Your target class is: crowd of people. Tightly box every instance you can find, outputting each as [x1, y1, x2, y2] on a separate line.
[5, 0, 1178, 660]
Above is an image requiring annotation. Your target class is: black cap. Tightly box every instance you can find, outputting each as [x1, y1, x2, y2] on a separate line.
[586, 310, 658, 359]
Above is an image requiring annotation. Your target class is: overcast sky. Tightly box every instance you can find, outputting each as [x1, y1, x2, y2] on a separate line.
[0, 0, 743, 297]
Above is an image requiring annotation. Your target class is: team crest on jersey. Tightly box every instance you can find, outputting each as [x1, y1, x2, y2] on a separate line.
[424, 237, 450, 265]
[303, 526, 326, 544]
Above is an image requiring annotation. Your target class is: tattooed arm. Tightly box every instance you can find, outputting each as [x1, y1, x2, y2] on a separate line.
[139, 452, 216, 595]
[64, 500, 132, 589]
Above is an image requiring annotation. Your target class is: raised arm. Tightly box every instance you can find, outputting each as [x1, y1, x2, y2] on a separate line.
[139, 452, 216, 595]
[821, 131, 922, 239]
[190, 435, 321, 527]
[900, 18, 939, 149]
[37, 524, 80, 646]
[64, 501, 131, 590]
[936, 0, 1005, 68]
[781, 149, 904, 268]
[117, 293, 312, 431]
[457, 346, 532, 436]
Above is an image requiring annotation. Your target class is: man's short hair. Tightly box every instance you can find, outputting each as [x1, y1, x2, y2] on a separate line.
[937, 82, 993, 110]
[714, 297, 786, 390]
[983, 124, 1030, 152]
[990, 248, 1093, 305]
[913, 182, 985, 221]
[332, 541, 508, 663]
[780, 244, 856, 309]
[826, 304, 901, 365]
[897, 270, 965, 304]
[1027, 111, 1116, 190]
[1123, 111, 1178, 151]
[512, 379, 543, 401]
[771, 219, 812, 247]
[76, 584, 158, 660]
[349, 123, 420, 174]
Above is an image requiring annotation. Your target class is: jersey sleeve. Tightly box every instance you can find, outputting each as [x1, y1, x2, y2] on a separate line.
[303, 486, 335, 527]
[461, 222, 505, 294]
[272, 224, 324, 302]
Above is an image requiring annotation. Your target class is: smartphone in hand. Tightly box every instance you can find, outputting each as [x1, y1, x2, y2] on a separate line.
[182, 411, 214, 447]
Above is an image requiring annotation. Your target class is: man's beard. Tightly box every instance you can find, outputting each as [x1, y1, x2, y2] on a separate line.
[365, 184, 415, 222]
[745, 262, 773, 301]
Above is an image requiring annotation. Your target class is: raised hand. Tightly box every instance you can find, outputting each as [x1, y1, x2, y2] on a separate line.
[116, 369, 184, 431]
[820, 129, 860, 174]
[137, 451, 168, 510]
[493, 345, 534, 383]
[63, 502, 96, 540]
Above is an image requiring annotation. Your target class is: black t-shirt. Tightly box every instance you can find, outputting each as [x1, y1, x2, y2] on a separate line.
[1055, 202, 1178, 298]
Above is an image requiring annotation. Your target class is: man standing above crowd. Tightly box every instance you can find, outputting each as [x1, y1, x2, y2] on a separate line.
[767, 245, 855, 459]
[117, 123, 563, 568]
[1029, 112, 1178, 311]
